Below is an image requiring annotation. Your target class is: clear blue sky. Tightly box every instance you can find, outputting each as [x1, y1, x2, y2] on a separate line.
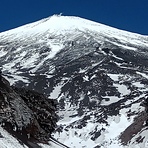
[0, 0, 148, 35]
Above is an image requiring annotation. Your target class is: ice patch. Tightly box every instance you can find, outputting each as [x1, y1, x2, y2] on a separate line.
[49, 43, 63, 59]
[114, 83, 130, 96]
[101, 96, 121, 105]
[49, 85, 62, 99]
[133, 82, 145, 88]
[107, 74, 120, 81]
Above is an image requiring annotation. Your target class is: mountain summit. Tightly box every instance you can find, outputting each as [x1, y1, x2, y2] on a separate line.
[0, 15, 148, 148]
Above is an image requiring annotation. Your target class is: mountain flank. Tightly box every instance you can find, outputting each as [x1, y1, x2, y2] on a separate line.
[1, 15, 148, 147]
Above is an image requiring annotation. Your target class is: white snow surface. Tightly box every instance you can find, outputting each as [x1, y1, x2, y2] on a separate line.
[0, 14, 148, 48]
[0, 126, 28, 148]
[0, 126, 62, 148]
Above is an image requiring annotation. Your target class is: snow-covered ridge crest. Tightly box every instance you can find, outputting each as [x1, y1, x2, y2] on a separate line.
[0, 14, 148, 44]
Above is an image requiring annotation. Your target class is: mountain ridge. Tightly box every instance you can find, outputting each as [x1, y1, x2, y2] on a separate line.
[0, 15, 148, 148]
[1, 15, 148, 42]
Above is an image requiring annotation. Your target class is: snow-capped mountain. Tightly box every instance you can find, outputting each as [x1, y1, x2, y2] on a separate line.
[0, 14, 148, 148]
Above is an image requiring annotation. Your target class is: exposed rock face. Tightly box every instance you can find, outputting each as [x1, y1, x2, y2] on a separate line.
[13, 86, 58, 138]
[0, 74, 58, 146]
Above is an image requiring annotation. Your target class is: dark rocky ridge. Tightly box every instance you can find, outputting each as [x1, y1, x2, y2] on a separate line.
[0, 73, 58, 147]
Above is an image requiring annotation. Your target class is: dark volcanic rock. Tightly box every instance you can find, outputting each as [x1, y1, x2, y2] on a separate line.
[0, 74, 58, 147]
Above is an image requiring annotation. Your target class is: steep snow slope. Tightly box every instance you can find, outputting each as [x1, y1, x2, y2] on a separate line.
[0, 15, 148, 85]
[0, 15, 148, 148]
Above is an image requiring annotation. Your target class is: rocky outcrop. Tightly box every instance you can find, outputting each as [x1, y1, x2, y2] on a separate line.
[0, 73, 58, 147]
[119, 97, 148, 145]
